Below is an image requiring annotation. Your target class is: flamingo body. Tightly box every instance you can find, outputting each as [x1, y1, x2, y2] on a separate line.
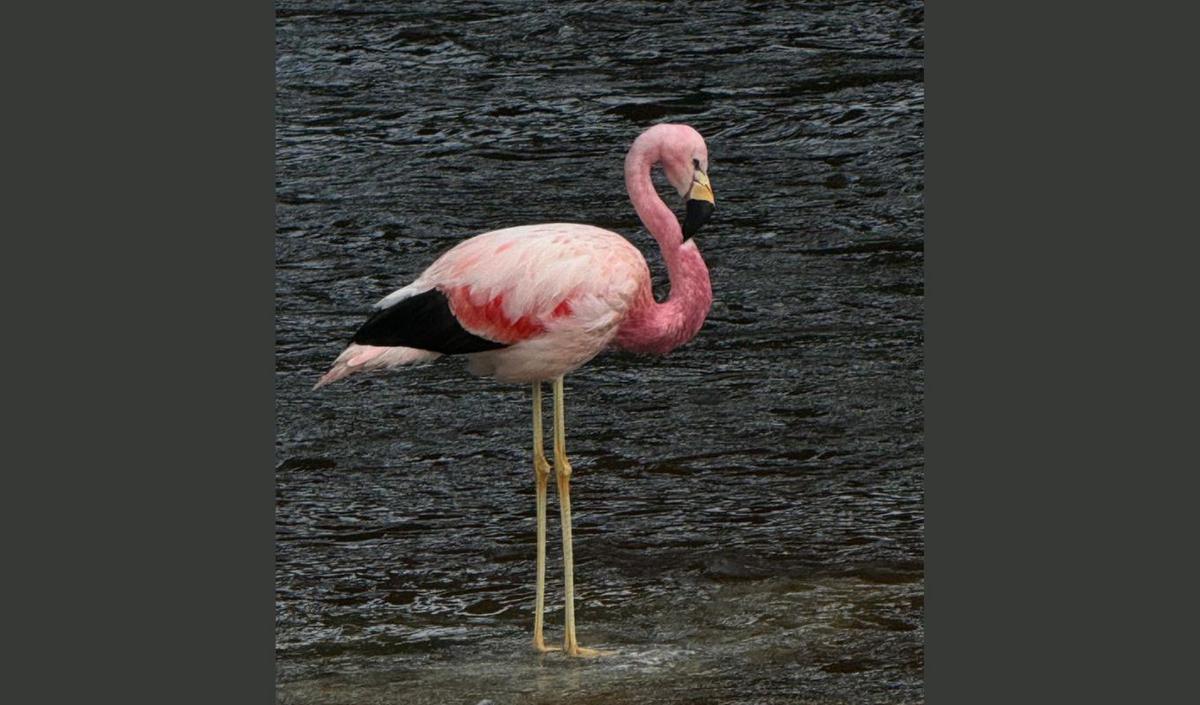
[316, 223, 657, 386]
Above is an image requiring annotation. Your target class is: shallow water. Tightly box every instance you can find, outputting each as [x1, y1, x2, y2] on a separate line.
[276, 1, 923, 702]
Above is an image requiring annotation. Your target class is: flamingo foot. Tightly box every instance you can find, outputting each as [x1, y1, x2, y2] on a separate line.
[564, 644, 611, 658]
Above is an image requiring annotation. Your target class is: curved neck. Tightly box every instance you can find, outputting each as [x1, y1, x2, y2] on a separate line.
[625, 136, 686, 252]
[617, 132, 713, 355]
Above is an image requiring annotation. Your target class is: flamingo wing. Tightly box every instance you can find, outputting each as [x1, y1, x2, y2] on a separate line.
[351, 288, 507, 354]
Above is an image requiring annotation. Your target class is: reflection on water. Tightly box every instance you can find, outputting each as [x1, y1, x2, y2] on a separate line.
[276, 0, 923, 702]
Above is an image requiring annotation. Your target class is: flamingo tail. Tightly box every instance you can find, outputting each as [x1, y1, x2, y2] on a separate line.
[313, 344, 442, 390]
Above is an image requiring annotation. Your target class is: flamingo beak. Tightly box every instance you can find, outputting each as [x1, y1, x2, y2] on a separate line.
[683, 169, 715, 239]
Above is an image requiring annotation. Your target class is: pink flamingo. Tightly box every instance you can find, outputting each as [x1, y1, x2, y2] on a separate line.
[315, 123, 716, 657]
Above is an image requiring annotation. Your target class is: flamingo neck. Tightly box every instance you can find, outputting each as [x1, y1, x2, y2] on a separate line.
[616, 131, 713, 355]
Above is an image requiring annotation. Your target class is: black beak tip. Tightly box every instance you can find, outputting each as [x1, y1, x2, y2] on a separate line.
[683, 199, 715, 239]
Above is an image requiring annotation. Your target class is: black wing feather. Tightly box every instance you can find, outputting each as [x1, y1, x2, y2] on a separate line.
[350, 288, 507, 355]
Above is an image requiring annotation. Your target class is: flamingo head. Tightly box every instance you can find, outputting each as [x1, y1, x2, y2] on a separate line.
[658, 124, 715, 239]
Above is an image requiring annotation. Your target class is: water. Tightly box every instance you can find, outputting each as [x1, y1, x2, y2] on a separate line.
[276, 1, 923, 702]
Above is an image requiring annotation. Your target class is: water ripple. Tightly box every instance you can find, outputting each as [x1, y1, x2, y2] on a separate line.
[277, 1, 923, 702]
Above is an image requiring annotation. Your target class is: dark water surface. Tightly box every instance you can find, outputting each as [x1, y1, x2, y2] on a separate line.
[276, 1, 923, 702]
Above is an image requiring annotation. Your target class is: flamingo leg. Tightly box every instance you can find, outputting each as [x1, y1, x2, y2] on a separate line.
[531, 382, 557, 654]
[552, 375, 604, 657]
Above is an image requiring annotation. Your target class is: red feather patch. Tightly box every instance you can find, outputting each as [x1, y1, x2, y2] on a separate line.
[446, 288, 568, 344]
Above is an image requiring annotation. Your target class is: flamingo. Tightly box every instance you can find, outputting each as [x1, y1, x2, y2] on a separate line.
[314, 123, 716, 657]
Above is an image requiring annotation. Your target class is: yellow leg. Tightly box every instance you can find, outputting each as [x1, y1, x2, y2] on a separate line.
[552, 376, 603, 657]
[532, 383, 556, 654]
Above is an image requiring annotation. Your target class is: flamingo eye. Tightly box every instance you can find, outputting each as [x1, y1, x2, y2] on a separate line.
[693, 158, 701, 169]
